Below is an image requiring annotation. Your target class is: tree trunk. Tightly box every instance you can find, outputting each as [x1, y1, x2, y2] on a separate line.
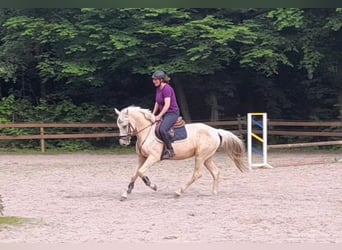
[337, 93, 342, 120]
[207, 92, 224, 122]
[208, 92, 219, 121]
[334, 62, 342, 120]
[40, 81, 46, 100]
[172, 77, 192, 122]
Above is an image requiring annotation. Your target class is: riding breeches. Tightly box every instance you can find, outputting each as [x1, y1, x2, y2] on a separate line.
[159, 111, 179, 148]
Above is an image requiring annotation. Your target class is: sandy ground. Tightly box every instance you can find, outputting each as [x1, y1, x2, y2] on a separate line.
[0, 151, 342, 243]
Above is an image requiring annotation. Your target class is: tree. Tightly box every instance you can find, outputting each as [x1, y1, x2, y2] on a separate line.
[0, 8, 341, 126]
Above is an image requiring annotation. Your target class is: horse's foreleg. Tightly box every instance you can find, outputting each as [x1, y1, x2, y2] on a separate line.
[120, 155, 146, 201]
[120, 155, 158, 201]
[204, 158, 220, 195]
[120, 175, 138, 201]
[127, 181, 135, 194]
[175, 157, 204, 197]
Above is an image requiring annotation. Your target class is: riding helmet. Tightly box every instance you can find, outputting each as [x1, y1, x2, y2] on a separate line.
[152, 70, 167, 79]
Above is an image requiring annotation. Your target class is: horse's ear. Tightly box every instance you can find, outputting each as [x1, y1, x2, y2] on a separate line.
[114, 108, 120, 116]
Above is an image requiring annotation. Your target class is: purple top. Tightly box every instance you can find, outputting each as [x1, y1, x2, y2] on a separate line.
[155, 84, 179, 113]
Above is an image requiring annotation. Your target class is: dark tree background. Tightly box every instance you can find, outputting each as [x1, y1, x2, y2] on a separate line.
[0, 8, 341, 149]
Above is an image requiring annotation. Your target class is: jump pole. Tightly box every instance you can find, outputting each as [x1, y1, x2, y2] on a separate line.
[247, 113, 273, 169]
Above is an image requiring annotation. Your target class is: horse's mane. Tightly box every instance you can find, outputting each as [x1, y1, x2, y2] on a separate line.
[124, 105, 151, 114]
[124, 106, 155, 123]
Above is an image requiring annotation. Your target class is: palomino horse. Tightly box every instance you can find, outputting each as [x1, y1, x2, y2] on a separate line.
[115, 106, 249, 201]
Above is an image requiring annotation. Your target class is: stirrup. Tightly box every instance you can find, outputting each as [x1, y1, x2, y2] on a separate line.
[161, 149, 175, 160]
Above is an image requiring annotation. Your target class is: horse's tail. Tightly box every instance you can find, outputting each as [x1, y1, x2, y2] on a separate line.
[217, 129, 249, 173]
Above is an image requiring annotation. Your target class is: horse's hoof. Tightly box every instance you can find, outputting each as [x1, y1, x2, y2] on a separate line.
[152, 184, 157, 191]
[174, 191, 181, 197]
[120, 192, 128, 201]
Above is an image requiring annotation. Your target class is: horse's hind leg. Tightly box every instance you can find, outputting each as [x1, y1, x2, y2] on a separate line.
[204, 158, 220, 195]
[142, 175, 157, 191]
[175, 157, 204, 197]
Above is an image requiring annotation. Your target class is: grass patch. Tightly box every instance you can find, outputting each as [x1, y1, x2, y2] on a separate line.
[0, 216, 31, 227]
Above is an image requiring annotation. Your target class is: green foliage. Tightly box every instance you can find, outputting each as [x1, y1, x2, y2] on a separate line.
[60, 62, 95, 77]
[137, 10, 261, 75]
[12, 99, 112, 123]
[0, 95, 15, 122]
[109, 32, 141, 50]
[0, 63, 17, 82]
[0, 96, 34, 145]
[325, 8, 342, 31]
[53, 139, 92, 151]
[267, 8, 304, 31]
[0, 8, 341, 149]
[240, 48, 293, 76]
[0, 97, 116, 150]
[300, 43, 324, 79]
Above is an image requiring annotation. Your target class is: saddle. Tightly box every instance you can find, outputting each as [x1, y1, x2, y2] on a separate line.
[173, 116, 186, 128]
[155, 116, 186, 140]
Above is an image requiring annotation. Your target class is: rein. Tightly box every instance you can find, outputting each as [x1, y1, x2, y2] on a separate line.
[136, 121, 155, 154]
[135, 121, 156, 136]
[119, 120, 156, 141]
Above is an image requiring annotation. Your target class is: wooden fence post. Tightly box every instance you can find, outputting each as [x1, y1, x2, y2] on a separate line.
[237, 114, 242, 137]
[40, 127, 45, 153]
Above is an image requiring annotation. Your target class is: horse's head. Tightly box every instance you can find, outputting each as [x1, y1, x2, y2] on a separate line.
[115, 106, 155, 146]
[115, 107, 132, 146]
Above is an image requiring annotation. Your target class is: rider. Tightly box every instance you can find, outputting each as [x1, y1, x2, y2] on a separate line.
[152, 70, 180, 160]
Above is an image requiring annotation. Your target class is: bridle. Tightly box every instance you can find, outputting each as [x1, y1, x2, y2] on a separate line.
[118, 123, 134, 141]
[119, 120, 156, 144]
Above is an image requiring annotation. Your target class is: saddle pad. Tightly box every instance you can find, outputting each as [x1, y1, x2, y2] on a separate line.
[170, 126, 187, 142]
[155, 126, 188, 142]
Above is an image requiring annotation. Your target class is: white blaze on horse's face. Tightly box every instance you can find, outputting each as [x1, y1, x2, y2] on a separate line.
[115, 108, 131, 146]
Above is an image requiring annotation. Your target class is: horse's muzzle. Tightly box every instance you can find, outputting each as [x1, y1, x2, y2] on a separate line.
[119, 136, 131, 146]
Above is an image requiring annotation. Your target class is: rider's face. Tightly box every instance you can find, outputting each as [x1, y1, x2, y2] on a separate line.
[153, 78, 162, 88]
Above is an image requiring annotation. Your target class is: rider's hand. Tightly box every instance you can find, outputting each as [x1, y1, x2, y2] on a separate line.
[155, 115, 162, 121]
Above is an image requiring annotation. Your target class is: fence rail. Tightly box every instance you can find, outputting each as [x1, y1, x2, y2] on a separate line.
[1, 119, 341, 152]
[0, 123, 118, 152]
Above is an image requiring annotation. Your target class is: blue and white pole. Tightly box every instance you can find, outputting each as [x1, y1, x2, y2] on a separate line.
[247, 113, 273, 169]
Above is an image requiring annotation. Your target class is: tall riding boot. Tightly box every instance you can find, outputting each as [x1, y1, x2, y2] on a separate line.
[161, 144, 175, 160]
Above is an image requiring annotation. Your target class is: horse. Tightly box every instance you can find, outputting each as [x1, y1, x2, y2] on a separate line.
[115, 106, 249, 201]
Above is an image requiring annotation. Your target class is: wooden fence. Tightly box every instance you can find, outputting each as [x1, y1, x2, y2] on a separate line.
[0, 119, 342, 152]
[206, 119, 342, 149]
[0, 123, 117, 152]
[266, 121, 342, 149]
